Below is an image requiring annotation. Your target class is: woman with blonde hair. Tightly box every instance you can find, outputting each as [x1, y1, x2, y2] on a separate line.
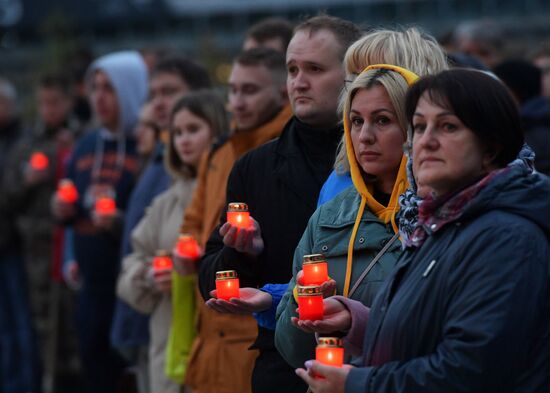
[274, 64, 419, 368]
[320, 26, 449, 203]
[117, 90, 227, 393]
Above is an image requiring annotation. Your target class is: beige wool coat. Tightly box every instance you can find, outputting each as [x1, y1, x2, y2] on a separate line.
[117, 177, 196, 393]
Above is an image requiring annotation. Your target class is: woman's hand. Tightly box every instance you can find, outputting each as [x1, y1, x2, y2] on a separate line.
[219, 217, 264, 256]
[296, 360, 352, 393]
[148, 267, 172, 293]
[206, 287, 272, 314]
[296, 270, 337, 298]
[291, 297, 351, 334]
[172, 247, 202, 276]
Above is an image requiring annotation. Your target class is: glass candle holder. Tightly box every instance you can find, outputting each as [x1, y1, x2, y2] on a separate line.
[29, 152, 49, 170]
[316, 337, 344, 368]
[175, 234, 201, 260]
[95, 196, 116, 216]
[227, 202, 251, 229]
[302, 254, 328, 285]
[215, 270, 240, 300]
[297, 285, 324, 321]
[57, 179, 79, 204]
[153, 250, 173, 273]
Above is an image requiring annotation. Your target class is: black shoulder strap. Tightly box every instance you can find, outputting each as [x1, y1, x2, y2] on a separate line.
[348, 232, 400, 298]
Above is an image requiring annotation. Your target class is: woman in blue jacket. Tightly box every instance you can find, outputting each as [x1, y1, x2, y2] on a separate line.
[296, 69, 550, 393]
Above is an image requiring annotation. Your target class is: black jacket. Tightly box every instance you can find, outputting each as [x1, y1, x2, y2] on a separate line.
[346, 164, 550, 393]
[198, 117, 341, 392]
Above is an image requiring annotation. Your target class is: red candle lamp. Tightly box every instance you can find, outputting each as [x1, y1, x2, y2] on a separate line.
[29, 152, 49, 170]
[316, 337, 344, 368]
[95, 196, 116, 216]
[56, 179, 79, 204]
[153, 250, 173, 274]
[215, 270, 240, 301]
[297, 285, 324, 321]
[175, 234, 201, 260]
[227, 202, 251, 229]
[302, 254, 329, 286]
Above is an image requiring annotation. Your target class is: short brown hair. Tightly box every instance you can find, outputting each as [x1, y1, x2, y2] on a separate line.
[234, 48, 287, 86]
[294, 15, 363, 60]
[246, 17, 294, 52]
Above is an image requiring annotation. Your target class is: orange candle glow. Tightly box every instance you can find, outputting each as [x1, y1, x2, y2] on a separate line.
[227, 202, 251, 229]
[56, 179, 79, 204]
[153, 250, 173, 273]
[215, 270, 240, 301]
[95, 196, 116, 216]
[29, 152, 49, 170]
[316, 337, 344, 368]
[302, 254, 329, 286]
[297, 285, 324, 321]
[175, 234, 201, 260]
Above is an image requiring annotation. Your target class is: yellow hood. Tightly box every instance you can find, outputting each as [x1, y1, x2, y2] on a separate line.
[341, 64, 418, 297]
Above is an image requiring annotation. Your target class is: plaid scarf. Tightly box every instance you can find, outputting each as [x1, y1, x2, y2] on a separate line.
[400, 143, 535, 249]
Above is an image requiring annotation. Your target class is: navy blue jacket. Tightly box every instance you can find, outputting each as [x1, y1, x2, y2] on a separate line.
[67, 130, 138, 288]
[347, 165, 550, 393]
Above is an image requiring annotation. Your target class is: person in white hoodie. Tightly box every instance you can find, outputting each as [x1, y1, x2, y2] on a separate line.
[51, 50, 148, 393]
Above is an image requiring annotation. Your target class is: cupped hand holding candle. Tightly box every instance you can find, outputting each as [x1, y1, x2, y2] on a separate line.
[25, 151, 50, 185]
[92, 195, 118, 231]
[95, 196, 116, 216]
[295, 360, 352, 393]
[297, 269, 337, 299]
[172, 234, 201, 276]
[219, 214, 264, 256]
[206, 287, 272, 314]
[29, 151, 49, 171]
[56, 179, 79, 204]
[291, 297, 351, 334]
[151, 250, 173, 293]
[215, 270, 240, 301]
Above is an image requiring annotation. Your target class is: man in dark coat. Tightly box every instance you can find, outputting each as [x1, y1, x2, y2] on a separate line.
[197, 15, 362, 393]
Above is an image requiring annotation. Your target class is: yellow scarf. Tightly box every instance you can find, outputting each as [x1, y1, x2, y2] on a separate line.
[341, 64, 418, 297]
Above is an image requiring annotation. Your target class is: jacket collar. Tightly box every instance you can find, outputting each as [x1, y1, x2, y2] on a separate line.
[273, 117, 341, 210]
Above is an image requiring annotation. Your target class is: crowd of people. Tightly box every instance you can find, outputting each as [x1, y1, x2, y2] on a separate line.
[0, 14, 548, 393]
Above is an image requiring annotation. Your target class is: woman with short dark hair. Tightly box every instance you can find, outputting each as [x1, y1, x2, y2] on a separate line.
[296, 69, 550, 393]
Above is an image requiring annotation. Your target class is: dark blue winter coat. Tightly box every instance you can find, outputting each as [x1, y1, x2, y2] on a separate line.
[347, 164, 550, 393]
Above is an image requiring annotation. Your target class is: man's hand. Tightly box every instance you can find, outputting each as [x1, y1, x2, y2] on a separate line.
[295, 360, 352, 393]
[291, 297, 351, 334]
[24, 166, 49, 186]
[91, 210, 119, 231]
[51, 194, 76, 221]
[219, 217, 264, 256]
[172, 248, 201, 276]
[205, 287, 272, 314]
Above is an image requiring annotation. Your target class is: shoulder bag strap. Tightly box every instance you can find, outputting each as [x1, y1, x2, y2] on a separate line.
[347, 232, 399, 298]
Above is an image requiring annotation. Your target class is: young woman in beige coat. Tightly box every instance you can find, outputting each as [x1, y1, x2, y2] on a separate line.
[117, 90, 228, 393]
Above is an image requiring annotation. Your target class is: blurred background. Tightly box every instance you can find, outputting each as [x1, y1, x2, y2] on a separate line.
[1, 0, 550, 121]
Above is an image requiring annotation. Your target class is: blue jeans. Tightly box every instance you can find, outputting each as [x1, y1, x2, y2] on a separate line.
[0, 251, 42, 393]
